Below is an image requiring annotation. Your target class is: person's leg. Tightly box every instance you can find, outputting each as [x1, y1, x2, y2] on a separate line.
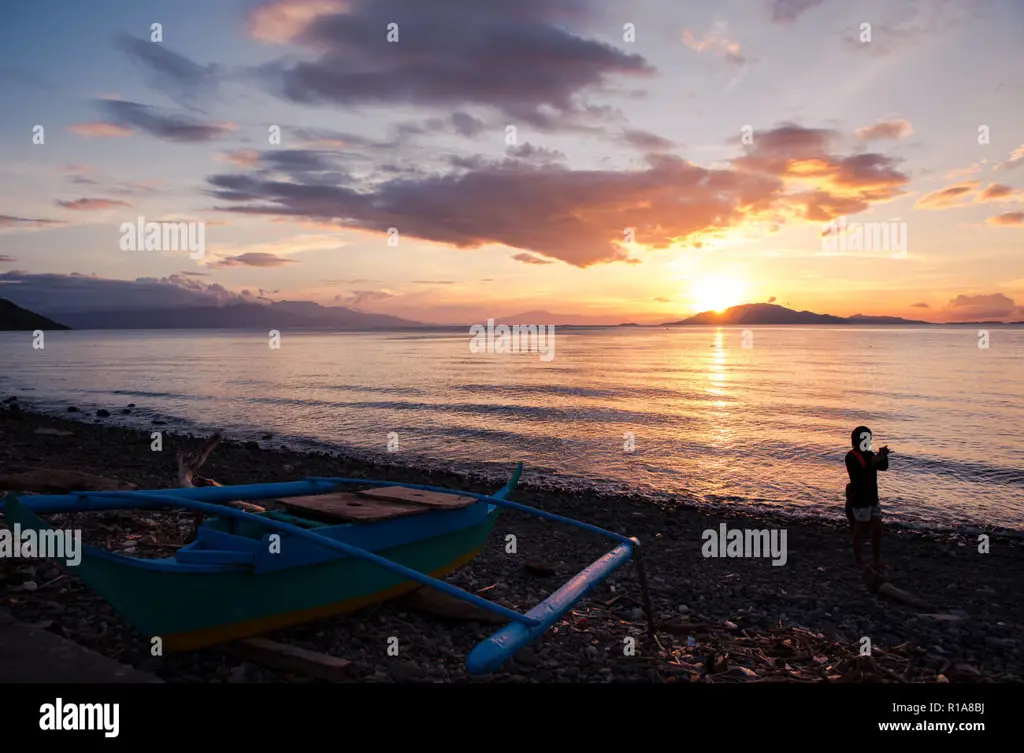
[870, 506, 883, 569]
[852, 508, 870, 567]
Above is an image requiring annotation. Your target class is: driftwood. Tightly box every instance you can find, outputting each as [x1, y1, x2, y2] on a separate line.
[176, 434, 264, 540]
[0, 469, 137, 494]
[223, 638, 351, 681]
[862, 567, 931, 609]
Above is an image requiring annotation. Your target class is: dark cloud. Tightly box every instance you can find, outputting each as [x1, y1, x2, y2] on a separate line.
[0, 255, 16, 263]
[653, 296, 671, 302]
[246, 0, 654, 129]
[114, 33, 219, 110]
[505, 143, 566, 163]
[767, 296, 777, 303]
[944, 293, 1017, 320]
[0, 271, 253, 314]
[0, 214, 65, 230]
[56, 198, 132, 211]
[910, 302, 930, 308]
[342, 290, 393, 308]
[622, 129, 675, 151]
[411, 280, 456, 284]
[98, 99, 236, 142]
[770, 0, 825, 23]
[451, 112, 487, 137]
[207, 252, 299, 268]
[206, 124, 909, 267]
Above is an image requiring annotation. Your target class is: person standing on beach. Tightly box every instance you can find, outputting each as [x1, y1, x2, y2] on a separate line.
[845, 425, 890, 570]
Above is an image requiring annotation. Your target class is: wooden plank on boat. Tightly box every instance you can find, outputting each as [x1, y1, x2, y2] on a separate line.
[357, 486, 477, 509]
[225, 638, 351, 682]
[277, 491, 428, 522]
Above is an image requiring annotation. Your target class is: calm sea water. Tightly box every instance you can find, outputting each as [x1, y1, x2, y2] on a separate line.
[2, 327, 1021, 532]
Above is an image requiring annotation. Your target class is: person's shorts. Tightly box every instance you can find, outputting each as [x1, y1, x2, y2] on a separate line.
[851, 505, 881, 523]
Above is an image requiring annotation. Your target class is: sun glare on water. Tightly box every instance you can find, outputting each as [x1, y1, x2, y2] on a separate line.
[691, 275, 746, 313]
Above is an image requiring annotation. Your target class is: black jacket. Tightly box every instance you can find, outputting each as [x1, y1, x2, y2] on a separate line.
[845, 449, 888, 508]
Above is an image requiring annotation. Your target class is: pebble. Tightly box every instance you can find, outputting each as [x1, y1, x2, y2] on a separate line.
[2, 404, 1022, 685]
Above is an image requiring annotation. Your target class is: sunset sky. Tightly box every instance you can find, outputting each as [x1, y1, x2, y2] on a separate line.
[1, 0, 1022, 325]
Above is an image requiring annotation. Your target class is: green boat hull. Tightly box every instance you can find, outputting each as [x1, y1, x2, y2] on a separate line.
[7, 502, 499, 651]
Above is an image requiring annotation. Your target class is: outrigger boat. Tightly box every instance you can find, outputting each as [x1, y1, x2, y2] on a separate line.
[0, 463, 654, 675]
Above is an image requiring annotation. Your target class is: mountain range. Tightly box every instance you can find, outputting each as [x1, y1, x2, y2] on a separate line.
[2, 299, 1022, 330]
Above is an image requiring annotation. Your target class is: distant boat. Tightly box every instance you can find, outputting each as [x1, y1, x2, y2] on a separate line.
[0, 463, 651, 674]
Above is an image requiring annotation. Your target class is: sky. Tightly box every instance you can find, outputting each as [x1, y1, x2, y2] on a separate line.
[0, 0, 1022, 325]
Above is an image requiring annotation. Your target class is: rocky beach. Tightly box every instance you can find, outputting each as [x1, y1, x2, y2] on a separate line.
[1, 399, 1022, 684]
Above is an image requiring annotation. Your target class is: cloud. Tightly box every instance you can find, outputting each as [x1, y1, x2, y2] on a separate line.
[987, 212, 1024, 226]
[621, 129, 675, 151]
[979, 184, 1015, 201]
[770, 0, 825, 23]
[943, 293, 1017, 320]
[411, 280, 456, 284]
[341, 289, 393, 309]
[855, 119, 913, 141]
[910, 302, 929, 308]
[914, 181, 979, 209]
[0, 214, 66, 231]
[995, 145, 1024, 171]
[56, 198, 132, 211]
[767, 296, 777, 303]
[0, 255, 16, 263]
[208, 252, 302, 268]
[97, 99, 237, 142]
[512, 252, 555, 265]
[451, 112, 487, 138]
[245, 0, 654, 129]
[681, 29, 746, 65]
[206, 124, 909, 267]
[505, 143, 566, 163]
[0, 270, 254, 313]
[653, 296, 671, 302]
[113, 33, 219, 109]
[68, 122, 135, 138]
[217, 149, 263, 166]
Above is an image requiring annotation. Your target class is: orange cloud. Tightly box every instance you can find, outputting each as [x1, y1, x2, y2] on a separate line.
[682, 29, 746, 65]
[914, 181, 979, 209]
[987, 212, 1023, 226]
[855, 119, 913, 141]
[68, 122, 135, 137]
[248, 0, 347, 43]
[217, 149, 262, 166]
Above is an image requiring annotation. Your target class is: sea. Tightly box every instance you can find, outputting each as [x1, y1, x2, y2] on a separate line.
[1, 326, 1021, 533]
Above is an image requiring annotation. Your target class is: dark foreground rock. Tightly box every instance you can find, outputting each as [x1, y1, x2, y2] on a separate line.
[1, 406, 1022, 683]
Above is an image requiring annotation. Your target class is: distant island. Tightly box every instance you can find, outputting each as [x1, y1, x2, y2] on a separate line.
[0, 299, 70, 331]
[664, 303, 927, 326]
[664, 303, 1023, 327]
[2, 298, 1021, 330]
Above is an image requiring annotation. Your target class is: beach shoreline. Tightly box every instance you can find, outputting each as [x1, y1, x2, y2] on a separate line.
[1, 400, 1022, 683]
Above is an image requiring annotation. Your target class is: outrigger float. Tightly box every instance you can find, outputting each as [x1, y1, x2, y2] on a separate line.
[0, 463, 655, 675]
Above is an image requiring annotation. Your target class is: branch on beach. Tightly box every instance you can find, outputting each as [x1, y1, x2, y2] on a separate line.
[176, 433, 265, 515]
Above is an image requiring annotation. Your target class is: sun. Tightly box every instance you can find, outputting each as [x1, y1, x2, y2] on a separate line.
[691, 275, 747, 313]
